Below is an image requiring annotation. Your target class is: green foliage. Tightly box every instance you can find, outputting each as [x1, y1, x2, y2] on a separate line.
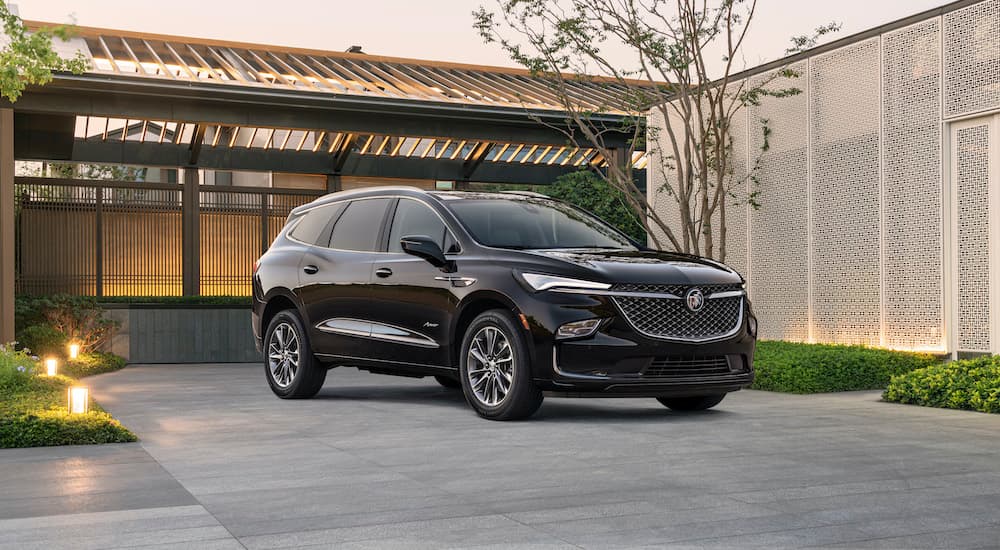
[0, 1, 88, 102]
[752, 341, 942, 394]
[63, 352, 126, 379]
[543, 171, 646, 243]
[0, 346, 135, 448]
[884, 356, 1000, 414]
[15, 295, 120, 355]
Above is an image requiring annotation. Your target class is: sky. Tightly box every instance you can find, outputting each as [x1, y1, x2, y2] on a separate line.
[14, 0, 956, 77]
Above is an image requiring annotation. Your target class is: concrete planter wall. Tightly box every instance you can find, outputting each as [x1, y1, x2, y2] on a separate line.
[103, 304, 260, 364]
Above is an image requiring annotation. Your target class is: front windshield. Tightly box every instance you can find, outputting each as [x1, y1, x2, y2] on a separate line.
[447, 197, 637, 250]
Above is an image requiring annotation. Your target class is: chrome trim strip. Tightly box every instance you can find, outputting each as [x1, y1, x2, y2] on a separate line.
[707, 290, 745, 299]
[315, 318, 439, 348]
[552, 288, 682, 300]
[611, 299, 745, 344]
[434, 276, 477, 287]
[551, 347, 610, 380]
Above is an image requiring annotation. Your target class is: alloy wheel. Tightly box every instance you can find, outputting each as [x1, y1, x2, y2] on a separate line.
[268, 322, 300, 388]
[466, 326, 515, 406]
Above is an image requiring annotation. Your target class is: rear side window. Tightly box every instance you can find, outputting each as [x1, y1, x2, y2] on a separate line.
[388, 199, 458, 253]
[328, 198, 392, 251]
[289, 203, 345, 246]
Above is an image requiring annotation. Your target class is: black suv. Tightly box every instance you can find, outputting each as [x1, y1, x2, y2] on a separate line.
[252, 187, 755, 420]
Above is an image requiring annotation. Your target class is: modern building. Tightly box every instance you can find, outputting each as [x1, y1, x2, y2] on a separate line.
[0, 21, 648, 346]
[648, 0, 999, 356]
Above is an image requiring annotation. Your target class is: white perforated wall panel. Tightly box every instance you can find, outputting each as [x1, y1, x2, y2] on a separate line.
[882, 20, 944, 350]
[943, 0, 1000, 118]
[645, 108, 685, 252]
[809, 40, 882, 346]
[748, 63, 811, 342]
[955, 123, 992, 352]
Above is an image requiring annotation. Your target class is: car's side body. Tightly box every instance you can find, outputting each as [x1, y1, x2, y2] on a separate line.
[253, 186, 755, 400]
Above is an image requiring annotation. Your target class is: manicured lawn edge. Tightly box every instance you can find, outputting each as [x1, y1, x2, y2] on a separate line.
[1, 350, 136, 448]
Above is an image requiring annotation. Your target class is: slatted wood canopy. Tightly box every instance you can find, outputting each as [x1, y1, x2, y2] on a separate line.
[8, 21, 650, 186]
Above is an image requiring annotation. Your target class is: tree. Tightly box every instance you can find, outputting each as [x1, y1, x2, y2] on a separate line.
[544, 171, 645, 243]
[0, 1, 87, 103]
[474, 0, 837, 261]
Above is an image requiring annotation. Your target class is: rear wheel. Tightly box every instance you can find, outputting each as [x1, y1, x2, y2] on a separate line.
[434, 375, 462, 389]
[265, 310, 326, 398]
[656, 394, 726, 411]
[460, 310, 543, 420]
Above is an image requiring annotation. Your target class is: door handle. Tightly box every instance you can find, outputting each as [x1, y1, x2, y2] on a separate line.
[303, 264, 319, 275]
[375, 267, 393, 278]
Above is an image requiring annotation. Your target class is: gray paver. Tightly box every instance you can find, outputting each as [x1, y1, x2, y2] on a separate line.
[1, 363, 999, 549]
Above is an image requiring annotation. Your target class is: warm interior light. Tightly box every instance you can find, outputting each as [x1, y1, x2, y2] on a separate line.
[68, 343, 81, 360]
[68, 387, 89, 414]
[45, 358, 58, 377]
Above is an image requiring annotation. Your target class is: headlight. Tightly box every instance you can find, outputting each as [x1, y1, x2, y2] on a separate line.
[520, 273, 611, 292]
[556, 319, 603, 339]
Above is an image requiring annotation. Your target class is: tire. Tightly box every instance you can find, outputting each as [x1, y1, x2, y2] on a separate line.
[459, 310, 543, 420]
[657, 394, 726, 411]
[264, 309, 326, 399]
[434, 375, 462, 389]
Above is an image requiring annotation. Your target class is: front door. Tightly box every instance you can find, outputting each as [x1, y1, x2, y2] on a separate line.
[366, 197, 464, 368]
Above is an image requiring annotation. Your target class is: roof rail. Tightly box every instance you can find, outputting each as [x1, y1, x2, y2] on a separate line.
[499, 191, 549, 198]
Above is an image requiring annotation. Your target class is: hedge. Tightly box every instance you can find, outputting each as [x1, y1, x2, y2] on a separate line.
[752, 340, 942, 393]
[883, 355, 1000, 414]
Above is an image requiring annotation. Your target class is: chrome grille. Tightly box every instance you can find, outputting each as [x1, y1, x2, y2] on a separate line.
[612, 284, 743, 341]
[644, 356, 731, 378]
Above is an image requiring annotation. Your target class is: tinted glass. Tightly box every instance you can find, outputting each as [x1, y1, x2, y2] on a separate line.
[289, 203, 344, 246]
[328, 198, 391, 251]
[448, 198, 636, 250]
[388, 199, 457, 253]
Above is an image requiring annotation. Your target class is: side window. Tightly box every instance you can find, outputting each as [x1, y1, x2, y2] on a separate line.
[289, 203, 344, 246]
[328, 198, 392, 251]
[388, 199, 458, 253]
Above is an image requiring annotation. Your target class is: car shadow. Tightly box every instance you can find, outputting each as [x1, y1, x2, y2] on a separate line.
[312, 380, 732, 421]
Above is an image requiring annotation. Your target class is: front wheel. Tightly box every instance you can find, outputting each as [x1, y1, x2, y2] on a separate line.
[657, 394, 726, 411]
[264, 310, 326, 398]
[460, 310, 543, 420]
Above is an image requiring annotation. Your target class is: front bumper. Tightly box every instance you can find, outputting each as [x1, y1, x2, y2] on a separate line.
[520, 288, 756, 396]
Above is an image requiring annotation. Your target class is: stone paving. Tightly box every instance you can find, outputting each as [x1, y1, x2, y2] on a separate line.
[2, 363, 999, 549]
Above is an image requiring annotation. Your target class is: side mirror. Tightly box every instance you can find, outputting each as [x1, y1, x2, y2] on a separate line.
[400, 235, 452, 270]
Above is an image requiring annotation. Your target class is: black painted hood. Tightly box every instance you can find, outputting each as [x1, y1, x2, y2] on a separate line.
[525, 249, 742, 286]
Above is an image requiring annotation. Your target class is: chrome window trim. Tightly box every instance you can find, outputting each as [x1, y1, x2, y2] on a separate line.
[611, 298, 745, 344]
[315, 317, 439, 348]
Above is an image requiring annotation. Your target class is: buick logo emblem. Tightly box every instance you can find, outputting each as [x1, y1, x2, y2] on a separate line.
[685, 288, 705, 312]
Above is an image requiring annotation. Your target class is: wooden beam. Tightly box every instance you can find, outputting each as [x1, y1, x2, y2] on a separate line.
[0, 109, 13, 343]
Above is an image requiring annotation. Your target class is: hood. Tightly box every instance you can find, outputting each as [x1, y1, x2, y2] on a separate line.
[526, 249, 742, 285]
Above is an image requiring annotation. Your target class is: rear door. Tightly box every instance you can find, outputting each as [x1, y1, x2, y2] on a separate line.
[297, 197, 392, 357]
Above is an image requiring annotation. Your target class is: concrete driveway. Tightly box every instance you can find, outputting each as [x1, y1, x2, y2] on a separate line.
[2, 364, 1000, 549]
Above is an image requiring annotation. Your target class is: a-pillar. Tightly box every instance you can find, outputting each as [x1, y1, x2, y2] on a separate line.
[0, 109, 13, 343]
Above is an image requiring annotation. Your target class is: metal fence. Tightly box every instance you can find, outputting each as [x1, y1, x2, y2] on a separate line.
[14, 177, 322, 297]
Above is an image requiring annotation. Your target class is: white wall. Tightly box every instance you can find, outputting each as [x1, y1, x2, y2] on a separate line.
[648, 0, 1000, 354]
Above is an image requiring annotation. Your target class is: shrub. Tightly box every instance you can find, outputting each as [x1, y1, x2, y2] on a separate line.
[752, 340, 942, 393]
[16, 294, 120, 356]
[63, 352, 127, 379]
[0, 343, 39, 391]
[883, 356, 1000, 414]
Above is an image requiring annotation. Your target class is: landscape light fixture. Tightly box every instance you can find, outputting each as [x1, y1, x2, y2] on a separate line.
[68, 343, 80, 360]
[45, 358, 58, 377]
[67, 387, 90, 414]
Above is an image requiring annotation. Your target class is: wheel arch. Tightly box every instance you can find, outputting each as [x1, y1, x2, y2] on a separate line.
[260, 289, 305, 339]
[450, 290, 524, 367]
